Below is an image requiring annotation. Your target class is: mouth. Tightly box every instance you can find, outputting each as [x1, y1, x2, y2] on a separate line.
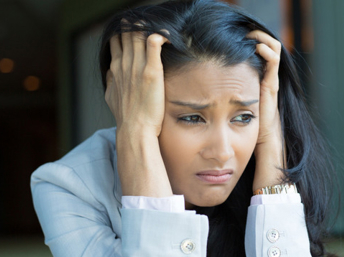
[196, 169, 233, 184]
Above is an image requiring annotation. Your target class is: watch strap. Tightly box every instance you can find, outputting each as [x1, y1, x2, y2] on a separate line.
[253, 183, 298, 195]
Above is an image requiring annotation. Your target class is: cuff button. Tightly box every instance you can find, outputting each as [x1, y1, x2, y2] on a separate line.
[268, 246, 281, 257]
[180, 239, 196, 254]
[267, 228, 280, 243]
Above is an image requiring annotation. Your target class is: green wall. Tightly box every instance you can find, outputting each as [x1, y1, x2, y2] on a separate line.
[57, 0, 137, 153]
[312, 0, 344, 235]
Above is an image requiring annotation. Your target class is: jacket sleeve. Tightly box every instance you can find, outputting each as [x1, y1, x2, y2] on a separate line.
[244, 194, 311, 257]
[31, 162, 122, 257]
[31, 162, 209, 257]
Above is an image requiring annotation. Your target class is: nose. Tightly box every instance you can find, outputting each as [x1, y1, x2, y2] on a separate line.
[200, 125, 234, 164]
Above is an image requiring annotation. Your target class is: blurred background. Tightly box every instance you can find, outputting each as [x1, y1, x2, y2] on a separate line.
[0, 0, 343, 256]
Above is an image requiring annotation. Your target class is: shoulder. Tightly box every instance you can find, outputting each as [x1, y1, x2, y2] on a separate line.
[31, 127, 122, 208]
[59, 127, 117, 168]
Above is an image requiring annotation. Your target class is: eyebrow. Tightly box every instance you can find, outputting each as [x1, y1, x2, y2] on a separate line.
[229, 99, 259, 106]
[170, 99, 259, 110]
[170, 101, 211, 110]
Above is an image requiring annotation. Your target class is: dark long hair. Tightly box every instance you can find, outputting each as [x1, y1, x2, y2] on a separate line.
[99, 0, 336, 256]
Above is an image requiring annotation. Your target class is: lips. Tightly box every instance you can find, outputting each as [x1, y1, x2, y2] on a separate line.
[196, 169, 233, 183]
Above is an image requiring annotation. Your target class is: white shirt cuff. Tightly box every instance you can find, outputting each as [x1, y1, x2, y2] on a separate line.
[122, 193, 302, 212]
[121, 195, 186, 213]
[250, 193, 301, 205]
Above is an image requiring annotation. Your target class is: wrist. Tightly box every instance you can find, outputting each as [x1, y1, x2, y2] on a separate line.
[116, 127, 173, 197]
[116, 124, 157, 141]
[255, 135, 286, 165]
[253, 138, 286, 192]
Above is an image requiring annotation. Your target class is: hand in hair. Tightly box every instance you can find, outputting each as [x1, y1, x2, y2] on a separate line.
[106, 20, 170, 137]
[246, 30, 286, 192]
[105, 20, 173, 197]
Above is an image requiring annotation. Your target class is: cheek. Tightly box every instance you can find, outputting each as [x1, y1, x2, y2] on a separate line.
[158, 119, 200, 175]
[234, 124, 259, 171]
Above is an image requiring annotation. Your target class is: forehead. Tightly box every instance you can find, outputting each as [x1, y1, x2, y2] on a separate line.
[165, 62, 260, 101]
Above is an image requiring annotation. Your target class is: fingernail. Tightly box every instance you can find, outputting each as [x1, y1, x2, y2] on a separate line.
[160, 29, 171, 44]
[134, 20, 146, 27]
[160, 29, 170, 35]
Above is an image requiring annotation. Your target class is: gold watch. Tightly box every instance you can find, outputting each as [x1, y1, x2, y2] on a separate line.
[253, 183, 298, 195]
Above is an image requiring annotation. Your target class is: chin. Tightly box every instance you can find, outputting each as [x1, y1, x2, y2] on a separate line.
[186, 192, 230, 208]
[197, 198, 227, 207]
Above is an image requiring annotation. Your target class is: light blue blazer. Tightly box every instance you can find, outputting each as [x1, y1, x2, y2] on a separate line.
[31, 127, 311, 257]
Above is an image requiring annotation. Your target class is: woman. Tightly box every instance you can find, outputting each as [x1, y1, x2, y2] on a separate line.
[31, 0, 335, 256]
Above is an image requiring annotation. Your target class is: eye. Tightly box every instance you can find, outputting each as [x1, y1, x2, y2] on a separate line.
[231, 114, 256, 124]
[177, 115, 205, 125]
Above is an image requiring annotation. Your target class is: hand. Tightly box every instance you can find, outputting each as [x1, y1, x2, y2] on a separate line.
[246, 30, 285, 192]
[106, 21, 173, 197]
[106, 20, 170, 137]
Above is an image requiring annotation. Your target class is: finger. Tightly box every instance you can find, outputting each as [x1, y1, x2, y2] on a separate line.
[105, 69, 116, 106]
[121, 19, 133, 69]
[132, 22, 147, 69]
[105, 70, 112, 99]
[106, 69, 115, 86]
[247, 30, 281, 55]
[109, 35, 122, 87]
[106, 69, 120, 95]
[146, 33, 170, 70]
[256, 43, 280, 93]
[110, 34, 122, 64]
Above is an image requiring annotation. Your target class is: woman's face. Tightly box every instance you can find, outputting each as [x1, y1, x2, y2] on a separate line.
[158, 62, 260, 209]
